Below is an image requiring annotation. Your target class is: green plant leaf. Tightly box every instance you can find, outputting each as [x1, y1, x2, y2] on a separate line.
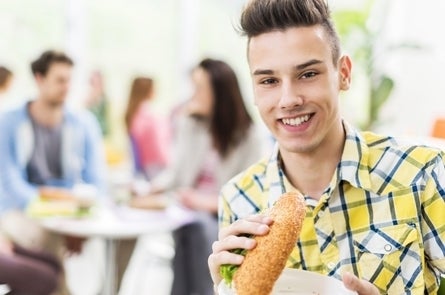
[370, 75, 394, 123]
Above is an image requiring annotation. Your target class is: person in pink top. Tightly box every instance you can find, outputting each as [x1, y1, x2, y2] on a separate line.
[124, 77, 170, 179]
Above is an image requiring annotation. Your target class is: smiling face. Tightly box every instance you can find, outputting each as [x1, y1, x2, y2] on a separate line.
[248, 25, 351, 157]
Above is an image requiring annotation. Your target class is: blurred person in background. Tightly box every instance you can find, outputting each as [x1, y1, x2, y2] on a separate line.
[0, 66, 13, 107]
[0, 232, 61, 295]
[124, 76, 170, 180]
[0, 50, 108, 294]
[85, 70, 110, 137]
[0, 66, 13, 95]
[131, 58, 265, 295]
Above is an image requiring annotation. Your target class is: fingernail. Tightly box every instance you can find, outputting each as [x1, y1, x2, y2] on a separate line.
[262, 216, 273, 224]
[258, 224, 269, 233]
[245, 239, 255, 248]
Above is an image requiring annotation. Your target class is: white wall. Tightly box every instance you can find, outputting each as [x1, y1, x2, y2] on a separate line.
[335, 0, 445, 137]
[2, 0, 444, 138]
[376, 0, 445, 137]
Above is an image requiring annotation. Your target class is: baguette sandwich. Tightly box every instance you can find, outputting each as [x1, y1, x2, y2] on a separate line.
[220, 191, 306, 295]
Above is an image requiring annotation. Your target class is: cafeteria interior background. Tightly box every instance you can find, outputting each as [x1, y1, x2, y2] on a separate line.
[1, 0, 445, 294]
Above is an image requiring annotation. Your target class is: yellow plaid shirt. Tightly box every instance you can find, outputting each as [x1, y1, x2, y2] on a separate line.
[219, 123, 445, 294]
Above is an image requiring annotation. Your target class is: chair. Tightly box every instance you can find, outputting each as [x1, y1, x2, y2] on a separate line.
[431, 118, 445, 139]
[129, 135, 146, 178]
[0, 284, 10, 295]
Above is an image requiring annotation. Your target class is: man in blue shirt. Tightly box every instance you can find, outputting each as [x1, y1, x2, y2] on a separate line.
[0, 50, 106, 294]
[0, 50, 105, 211]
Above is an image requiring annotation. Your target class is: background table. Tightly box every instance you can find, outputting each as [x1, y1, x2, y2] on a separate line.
[40, 203, 197, 295]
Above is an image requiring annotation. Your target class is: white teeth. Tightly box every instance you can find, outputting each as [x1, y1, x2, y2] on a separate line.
[282, 115, 310, 126]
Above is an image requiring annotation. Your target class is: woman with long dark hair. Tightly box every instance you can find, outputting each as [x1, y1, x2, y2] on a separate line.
[131, 58, 264, 295]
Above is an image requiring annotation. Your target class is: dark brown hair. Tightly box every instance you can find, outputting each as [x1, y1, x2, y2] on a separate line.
[239, 0, 340, 64]
[0, 66, 12, 88]
[124, 77, 154, 131]
[197, 58, 253, 158]
[30, 50, 74, 76]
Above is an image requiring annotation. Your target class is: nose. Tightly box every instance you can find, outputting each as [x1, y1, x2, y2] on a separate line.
[278, 80, 303, 110]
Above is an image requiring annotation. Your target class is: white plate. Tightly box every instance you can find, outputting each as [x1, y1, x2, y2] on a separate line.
[218, 268, 357, 295]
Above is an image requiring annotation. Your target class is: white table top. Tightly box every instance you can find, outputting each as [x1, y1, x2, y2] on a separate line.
[40, 204, 197, 239]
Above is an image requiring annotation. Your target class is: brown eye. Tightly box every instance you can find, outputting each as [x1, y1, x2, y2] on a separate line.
[261, 78, 277, 85]
[301, 71, 317, 79]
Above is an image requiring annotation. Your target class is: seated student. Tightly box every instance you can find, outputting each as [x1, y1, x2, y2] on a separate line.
[208, 1, 445, 295]
[0, 232, 61, 295]
[124, 77, 170, 180]
[131, 58, 265, 295]
[0, 50, 130, 294]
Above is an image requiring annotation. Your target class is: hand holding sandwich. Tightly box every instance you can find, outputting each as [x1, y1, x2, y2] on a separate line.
[209, 214, 273, 287]
[209, 192, 305, 294]
[208, 191, 379, 295]
[210, 236, 378, 295]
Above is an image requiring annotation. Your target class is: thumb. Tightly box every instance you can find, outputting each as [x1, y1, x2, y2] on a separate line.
[342, 272, 379, 295]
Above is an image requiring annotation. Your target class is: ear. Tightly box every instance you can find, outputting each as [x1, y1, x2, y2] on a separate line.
[338, 55, 352, 91]
[34, 73, 44, 85]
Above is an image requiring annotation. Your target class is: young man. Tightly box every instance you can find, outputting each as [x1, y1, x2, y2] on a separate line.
[0, 50, 105, 215]
[208, 1, 445, 294]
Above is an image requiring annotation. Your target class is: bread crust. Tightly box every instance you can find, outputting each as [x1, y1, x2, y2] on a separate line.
[233, 192, 306, 295]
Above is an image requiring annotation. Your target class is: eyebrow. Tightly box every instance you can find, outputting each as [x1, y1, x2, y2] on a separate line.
[252, 59, 324, 76]
[296, 59, 323, 70]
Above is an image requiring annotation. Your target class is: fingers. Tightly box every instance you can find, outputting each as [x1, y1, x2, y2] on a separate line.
[208, 236, 254, 286]
[209, 214, 273, 286]
[342, 272, 380, 295]
[208, 250, 244, 284]
[210, 235, 256, 273]
[218, 215, 273, 240]
[213, 235, 256, 254]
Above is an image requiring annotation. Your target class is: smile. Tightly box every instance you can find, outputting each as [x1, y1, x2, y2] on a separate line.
[281, 114, 311, 126]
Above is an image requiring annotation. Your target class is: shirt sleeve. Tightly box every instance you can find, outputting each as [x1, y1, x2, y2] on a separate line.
[421, 152, 445, 275]
[81, 111, 107, 193]
[218, 183, 237, 229]
[0, 115, 39, 210]
[218, 159, 269, 230]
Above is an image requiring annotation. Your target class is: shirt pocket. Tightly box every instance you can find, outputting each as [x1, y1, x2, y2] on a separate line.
[353, 223, 423, 294]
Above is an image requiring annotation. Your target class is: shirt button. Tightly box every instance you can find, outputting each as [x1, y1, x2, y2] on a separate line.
[327, 262, 336, 269]
[384, 244, 393, 252]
